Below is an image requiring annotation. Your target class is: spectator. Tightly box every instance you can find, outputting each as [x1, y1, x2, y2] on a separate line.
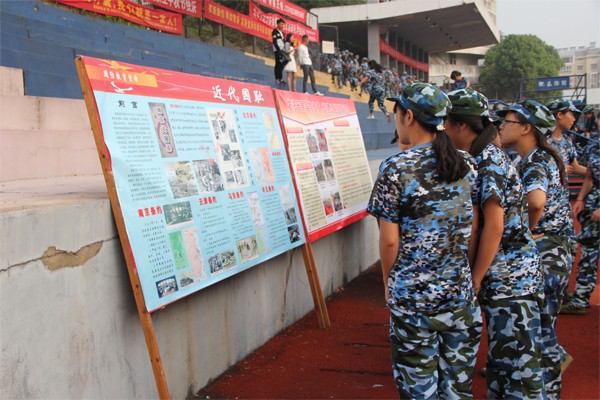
[272, 19, 286, 86]
[450, 70, 470, 90]
[283, 33, 298, 92]
[297, 35, 323, 96]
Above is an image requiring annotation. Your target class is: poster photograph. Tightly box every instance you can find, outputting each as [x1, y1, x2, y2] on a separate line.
[274, 91, 372, 242]
[78, 56, 306, 311]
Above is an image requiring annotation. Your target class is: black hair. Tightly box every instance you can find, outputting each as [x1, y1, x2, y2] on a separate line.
[398, 105, 470, 183]
[368, 60, 382, 73]
[515, 113, 567, 186]
[301, 35, 308, 41]
[277, 18, 285, 24]
[285, 33, 294, 43]
[447, 113, 498, 157]
[450, 70, 461, 80]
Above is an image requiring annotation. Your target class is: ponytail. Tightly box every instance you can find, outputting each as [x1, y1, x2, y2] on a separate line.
[432, 129, 471, 183]
[448, 113, 498, 157]
[515, 113, 567, 186]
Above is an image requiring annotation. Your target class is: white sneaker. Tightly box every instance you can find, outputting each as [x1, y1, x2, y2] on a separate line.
[366, 115, 375, 120]
[315, 92, 324, 96]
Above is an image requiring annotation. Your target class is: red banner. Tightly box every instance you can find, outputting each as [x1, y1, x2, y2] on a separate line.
[54, 0, 182, 34]
[204, 0, 272, 42]
[145, 0, 202, 17]
[249, 2, 318, 43]
[253, 0, 307, 23]
[79, 56, 276, 107]
[380, 39, 429, 73]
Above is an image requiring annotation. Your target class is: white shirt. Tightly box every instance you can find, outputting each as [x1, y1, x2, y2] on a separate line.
[297, 44, 311, 66]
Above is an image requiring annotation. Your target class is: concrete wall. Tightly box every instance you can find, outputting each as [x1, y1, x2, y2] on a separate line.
[0, 65, 382, 398]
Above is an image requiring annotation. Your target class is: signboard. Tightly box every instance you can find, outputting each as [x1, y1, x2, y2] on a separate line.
[77, 56, 306, 312]
[253, 0, 307, 23]
[274, 91, 372, 242]
[204, 0, 272, 42]
[53, 0, 182, 34]
[536, 76, 571, 91]
[145, 0, 202, 17]
[380, 39, 429, 73]
[249, 1, 319, 43]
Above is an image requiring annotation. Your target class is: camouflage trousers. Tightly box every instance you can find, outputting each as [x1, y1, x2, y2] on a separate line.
[536, 234, 574, 400]
[389, 301, 483, 399]
[368, 86, 388, 114]
[482, 292, 546, 399]
[573, 187, 600, 308]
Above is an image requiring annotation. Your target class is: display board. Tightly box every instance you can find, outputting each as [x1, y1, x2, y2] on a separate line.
[77, 56, 306, 312]
[274, 91, 372, 242]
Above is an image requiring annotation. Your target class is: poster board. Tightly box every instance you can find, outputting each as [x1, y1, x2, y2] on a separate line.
[274, 91, 372, 242]
[76, 56, 306, 313]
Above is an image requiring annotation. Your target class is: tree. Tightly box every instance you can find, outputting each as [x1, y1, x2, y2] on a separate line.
[479, 34, 563, 102]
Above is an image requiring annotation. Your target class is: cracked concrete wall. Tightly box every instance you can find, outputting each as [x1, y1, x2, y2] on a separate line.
[0, 191, 380, 399]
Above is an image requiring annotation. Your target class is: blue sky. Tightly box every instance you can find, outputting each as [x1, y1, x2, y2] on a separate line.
[497, 0, 600, 49]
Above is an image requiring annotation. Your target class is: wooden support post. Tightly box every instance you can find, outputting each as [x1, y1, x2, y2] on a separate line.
[75, 57, 171, 400]
[301, 243, 331, 329]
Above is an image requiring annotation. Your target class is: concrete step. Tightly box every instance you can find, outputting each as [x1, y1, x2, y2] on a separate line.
[0, 66, 25, 96]
[0, 128, 101, 182]
[23, 70, 82, 99]
[0, 94, 90, 131]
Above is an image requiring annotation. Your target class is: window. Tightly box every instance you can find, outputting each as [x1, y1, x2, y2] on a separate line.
[592, 63, 598, 71]
[561, 65, 572, 72]
[577, 65, 584, 71]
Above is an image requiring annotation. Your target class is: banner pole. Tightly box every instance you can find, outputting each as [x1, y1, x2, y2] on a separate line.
[75, 57, 171, 400]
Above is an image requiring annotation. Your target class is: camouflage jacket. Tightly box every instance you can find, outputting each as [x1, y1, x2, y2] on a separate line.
[368, 142, 477, 315]
[473, 144, 543, 298]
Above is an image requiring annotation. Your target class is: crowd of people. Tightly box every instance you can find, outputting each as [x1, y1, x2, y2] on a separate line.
[368, 82, 599, 399]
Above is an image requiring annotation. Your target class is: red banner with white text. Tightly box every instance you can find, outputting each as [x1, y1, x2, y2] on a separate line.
[145, 0, 202, 18]
[380, 39, 429, 73]
[53, 0, 182, 34]
[249, 1, 318, 43]
[204, 0, 272, 42]
[253, 0, 307, 23]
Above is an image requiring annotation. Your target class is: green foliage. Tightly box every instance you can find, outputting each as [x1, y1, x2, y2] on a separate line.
[479, 34, 563, 102]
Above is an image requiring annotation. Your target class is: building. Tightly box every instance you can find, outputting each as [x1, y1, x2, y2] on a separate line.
[558, 42, 600, 105]
[311, 0, 500, 82]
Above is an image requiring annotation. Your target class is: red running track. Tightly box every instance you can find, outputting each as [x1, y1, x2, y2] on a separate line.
[196, 261, 599, 400]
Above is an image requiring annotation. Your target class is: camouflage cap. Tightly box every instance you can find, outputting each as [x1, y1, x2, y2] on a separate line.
[583, 105, 594, 114]
[497, 100, 557, 136]
[388, 83, 452, 128]
[447, 88, 490, 117]
[546, 99, 581, 115]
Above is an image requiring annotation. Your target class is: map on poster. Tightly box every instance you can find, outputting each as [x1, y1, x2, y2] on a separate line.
[274, 91, 372, 242]
[78, 56, 305, 312]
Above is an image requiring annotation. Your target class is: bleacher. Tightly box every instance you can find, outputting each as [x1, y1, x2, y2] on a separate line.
[0, 0, 394, 150]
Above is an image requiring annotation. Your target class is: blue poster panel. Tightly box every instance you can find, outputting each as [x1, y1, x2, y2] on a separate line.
[79, 56, 305, 311]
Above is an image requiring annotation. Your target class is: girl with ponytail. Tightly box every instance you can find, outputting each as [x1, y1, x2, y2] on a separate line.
[367, 83, 482, 399]
[498, 100, 573, 399]
[446, 89, 545, 399]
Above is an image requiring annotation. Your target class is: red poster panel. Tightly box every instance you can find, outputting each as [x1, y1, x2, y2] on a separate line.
[274, 90, 371, 243]
[53, 0, 182, 34]
[253, 0, 307, 23]
[145, 0, 202, 17]
[380, 39, 429, 73]
[204, 0, 272, 42]
[249, 1, 319, 43]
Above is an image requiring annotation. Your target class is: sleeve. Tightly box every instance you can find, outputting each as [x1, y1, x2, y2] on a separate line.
[476, 156, 507, 207]
[521, 158, 549, 194]
[283, 42, 290, 53]
[568, 140, 577, 163]
[367, 171, 402, 223]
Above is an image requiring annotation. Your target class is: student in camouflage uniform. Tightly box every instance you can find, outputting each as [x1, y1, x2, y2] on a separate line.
[561, 137, 600, 315]
[498, 101, 571, 399]
[359, 60, 391, 122]
[446, 89, 545, 399]
[546, 99, 588, 178]
[368, 83, 482, 399]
